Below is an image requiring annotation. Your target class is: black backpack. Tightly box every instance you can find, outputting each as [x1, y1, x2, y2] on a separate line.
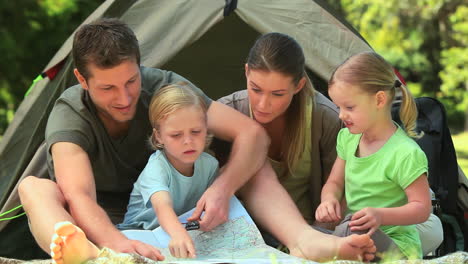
[392, 97, 467, 255]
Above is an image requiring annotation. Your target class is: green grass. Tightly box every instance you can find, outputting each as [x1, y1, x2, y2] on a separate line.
[453, 131, 468, 178]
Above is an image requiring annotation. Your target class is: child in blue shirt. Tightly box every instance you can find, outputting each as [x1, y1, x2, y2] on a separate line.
[118, 82, 218, 258]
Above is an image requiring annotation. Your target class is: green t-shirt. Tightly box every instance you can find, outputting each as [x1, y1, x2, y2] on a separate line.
[45, 67, 211, 223]
[337, 126, 428, 258]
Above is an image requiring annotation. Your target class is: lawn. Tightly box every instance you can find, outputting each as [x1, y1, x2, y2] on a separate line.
[452, 131, 468, 178]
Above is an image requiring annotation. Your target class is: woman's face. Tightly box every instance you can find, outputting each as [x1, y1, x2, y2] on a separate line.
[246, 65, 305, 124]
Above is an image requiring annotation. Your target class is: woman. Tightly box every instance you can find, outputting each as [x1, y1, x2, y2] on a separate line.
[212, 32, 442, 255]
[213, 32, 341, 226]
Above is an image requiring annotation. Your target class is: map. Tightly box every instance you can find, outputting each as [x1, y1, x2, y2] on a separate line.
[123, 196, 317, 263]
[188, 216, 264, 258]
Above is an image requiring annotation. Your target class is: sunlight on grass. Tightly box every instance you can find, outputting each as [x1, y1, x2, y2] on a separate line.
[453, 131, 468, 177]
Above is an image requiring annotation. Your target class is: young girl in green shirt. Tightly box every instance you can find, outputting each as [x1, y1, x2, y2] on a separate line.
[316, 52, 431, 260]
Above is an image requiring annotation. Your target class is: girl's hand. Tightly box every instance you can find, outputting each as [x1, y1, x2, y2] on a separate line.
[349, 207, 382, 235]
[168, 231, 196, 258]
[315, 199, 341, 223]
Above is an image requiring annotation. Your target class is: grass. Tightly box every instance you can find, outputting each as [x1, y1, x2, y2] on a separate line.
[452, 131, 468, 178]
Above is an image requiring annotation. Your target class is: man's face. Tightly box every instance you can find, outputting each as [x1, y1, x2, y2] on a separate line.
[75, 60, 141, 127]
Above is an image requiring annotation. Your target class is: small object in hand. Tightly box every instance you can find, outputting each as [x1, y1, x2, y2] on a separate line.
[184, 220, 200, 230]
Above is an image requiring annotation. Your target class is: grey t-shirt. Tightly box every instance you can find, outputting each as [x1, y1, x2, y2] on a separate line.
[45, 67, 211, 222]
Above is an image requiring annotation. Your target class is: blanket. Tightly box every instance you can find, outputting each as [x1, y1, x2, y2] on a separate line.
[0, 250, 466, 264]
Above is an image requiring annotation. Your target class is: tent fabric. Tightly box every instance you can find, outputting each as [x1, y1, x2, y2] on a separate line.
[236, 0, 372, 80]
[123, 0, 226, 68]
[0, 0, 372, 230]
[0, 142, 48, 231]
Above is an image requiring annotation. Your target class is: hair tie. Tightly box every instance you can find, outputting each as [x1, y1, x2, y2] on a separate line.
[394, 79, 402, 88]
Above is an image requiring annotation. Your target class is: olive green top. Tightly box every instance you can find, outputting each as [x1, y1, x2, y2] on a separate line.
[213, 90, 340, 223]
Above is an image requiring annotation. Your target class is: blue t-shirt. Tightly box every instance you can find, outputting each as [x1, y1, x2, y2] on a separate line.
[117, 150, 218, 230]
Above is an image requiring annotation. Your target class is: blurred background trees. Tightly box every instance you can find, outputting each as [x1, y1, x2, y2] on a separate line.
[0, 0, 102, 136]
[329, 0, 467, 131]
[0, 0, 466, 137]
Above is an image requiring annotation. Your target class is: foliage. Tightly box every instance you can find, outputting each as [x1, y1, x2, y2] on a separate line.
[439, 5, 468, 130]
[336, 0, 468, 130]
[0, 0, 102, 135]
[452, 132, 468, 177]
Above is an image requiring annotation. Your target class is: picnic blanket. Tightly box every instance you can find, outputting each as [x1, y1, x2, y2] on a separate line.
[0, 249, 466, 264]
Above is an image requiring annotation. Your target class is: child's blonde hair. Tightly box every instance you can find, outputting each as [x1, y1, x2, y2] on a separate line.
[148, 82, 210, 150]
[329, 52, 421, 138]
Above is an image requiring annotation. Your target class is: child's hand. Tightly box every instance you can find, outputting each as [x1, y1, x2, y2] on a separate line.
[349, 207, 382, 235]
[315, 199, 341, 223]
[169, 231, 196, 258]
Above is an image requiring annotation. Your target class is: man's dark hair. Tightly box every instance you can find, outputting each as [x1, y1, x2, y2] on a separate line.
[72, 18, 140, 80]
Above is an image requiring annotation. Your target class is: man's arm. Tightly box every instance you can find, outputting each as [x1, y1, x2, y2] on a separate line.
[52, 142, 163, 260]
[188, 101, 269, 230]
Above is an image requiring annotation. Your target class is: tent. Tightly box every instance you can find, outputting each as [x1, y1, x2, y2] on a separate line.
[0, 0, 372, 258]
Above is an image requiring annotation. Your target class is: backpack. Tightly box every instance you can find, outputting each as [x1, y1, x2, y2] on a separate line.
[458, 166, 468, 212]
[392, 96, 468, 255]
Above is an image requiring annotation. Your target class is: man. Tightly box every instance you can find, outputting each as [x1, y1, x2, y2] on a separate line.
[19, 18, 375, 263]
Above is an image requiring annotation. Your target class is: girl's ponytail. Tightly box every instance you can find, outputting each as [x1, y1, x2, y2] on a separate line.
[398, 81, 422, 139]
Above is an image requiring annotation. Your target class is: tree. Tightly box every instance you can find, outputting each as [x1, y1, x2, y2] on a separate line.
[0, 0, 102, 136]
[335, 0, 467, 130]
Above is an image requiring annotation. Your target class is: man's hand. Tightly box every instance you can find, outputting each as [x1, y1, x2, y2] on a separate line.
[107, 238, 165, 261]
[349, 207, 382, 235]
[169, 230, 196, 258]
[187, 186, 231, 231]
[315, 199, 341, 223]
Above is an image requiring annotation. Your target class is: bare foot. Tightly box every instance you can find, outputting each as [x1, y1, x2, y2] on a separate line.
[50, 221, 100, 264]
[289, 230, 376, 262]
[336, 234, 376, 261]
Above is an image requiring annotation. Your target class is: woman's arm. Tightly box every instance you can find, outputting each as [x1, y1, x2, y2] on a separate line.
[151, 191, 196, 258]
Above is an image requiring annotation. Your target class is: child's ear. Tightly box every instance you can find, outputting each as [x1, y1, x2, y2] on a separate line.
[375, 91, 387, 109]
[153, 128, 162, 143]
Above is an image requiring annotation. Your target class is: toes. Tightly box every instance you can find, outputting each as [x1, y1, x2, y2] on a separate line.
[53, 258, 64, 264]
[349, 233, 371, 247]
[50, 242, 61, 254]
[52, 234, 63, 245]
[51, 249, 62, 260]
[51, 234, 64, 261]
[364, 252, 375, 262]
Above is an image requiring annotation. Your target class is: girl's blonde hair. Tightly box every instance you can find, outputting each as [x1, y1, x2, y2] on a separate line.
[148, 82, 210, 150]
[247, 32, 315, 176]
[329, 52, 421, 138]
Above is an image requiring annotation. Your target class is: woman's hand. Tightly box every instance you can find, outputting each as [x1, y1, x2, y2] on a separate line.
[315, 199, 341, 223]
[169, 230, 196, 258]
[349, 207, 382, 235]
